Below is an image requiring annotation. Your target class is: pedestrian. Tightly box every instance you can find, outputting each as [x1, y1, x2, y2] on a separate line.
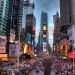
[43, 59, 51, 75]
[61, 70, 64, 75]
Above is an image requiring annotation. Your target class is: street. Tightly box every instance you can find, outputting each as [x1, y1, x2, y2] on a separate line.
[19, 69, 56, 75]
[28, 70, 44, 75]
[28, 69, 56, 75]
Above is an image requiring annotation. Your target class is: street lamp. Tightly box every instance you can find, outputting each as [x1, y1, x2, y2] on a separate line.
[73, 49, 74, 75]
[71, 40, 74, 74]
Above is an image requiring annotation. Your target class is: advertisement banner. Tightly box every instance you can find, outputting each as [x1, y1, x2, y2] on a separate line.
[9, 44, 20, 57]
[0, 35, 7, 53]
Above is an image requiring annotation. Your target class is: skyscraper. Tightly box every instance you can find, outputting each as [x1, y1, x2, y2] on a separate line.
[53, 12, 60, 44]
[60, 0, 75, 38]
[53, 12, 61, 52]
[0, 0, 1, 7]
[25, 14, 36, 45]
[60, 0, 71, 33]
[6, 0, 23, 42]
[22, 0, 34, 28]
[18, 0, 23, 33]
[71, 0, 75, 24]
[0, 0, 9, 35]
[40, 11, 48, 52]
[6, 0, 23, 53]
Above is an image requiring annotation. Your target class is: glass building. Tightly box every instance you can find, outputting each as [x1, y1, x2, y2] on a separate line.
[0, 0, 9, 35]
[22, 0, 34, 28]
[40, 11, 48, 52]
[6, 0, 23, 41]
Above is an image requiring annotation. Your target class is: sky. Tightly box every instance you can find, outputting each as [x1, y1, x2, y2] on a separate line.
[30, 0, 60, 47]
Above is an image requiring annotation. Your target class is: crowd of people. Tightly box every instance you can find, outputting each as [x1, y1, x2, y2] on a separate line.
[51, 56, 75, 75]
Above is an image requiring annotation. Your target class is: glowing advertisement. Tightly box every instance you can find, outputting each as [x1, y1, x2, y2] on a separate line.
[27, 33, 31, 44]
[10, 29, 15, 43]
[0, 35, 7, 53]
[24, 43, 28, 53]
[9, 44, 20, 57]
[10, 33, 15, 43]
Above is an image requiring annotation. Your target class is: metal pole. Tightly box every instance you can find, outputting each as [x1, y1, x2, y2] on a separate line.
[72, 40, 74, 75]
[72, 24, 75, 74]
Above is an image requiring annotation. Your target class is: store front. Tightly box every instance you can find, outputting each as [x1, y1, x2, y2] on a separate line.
[59, 38, 69, 59]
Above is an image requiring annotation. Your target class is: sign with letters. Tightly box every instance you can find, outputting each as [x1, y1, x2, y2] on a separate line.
[9, 44, 20, 57]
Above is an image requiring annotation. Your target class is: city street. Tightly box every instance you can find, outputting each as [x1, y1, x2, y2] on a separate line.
[28, 69, 56, 75]
[1, 0, 75, 75]
[28, 70, 44, 75]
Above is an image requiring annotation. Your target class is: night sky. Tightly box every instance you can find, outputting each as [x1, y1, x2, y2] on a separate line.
[30, 0, 60, 47]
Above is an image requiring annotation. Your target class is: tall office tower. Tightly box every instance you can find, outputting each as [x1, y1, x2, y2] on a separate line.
[6, 0, 23, 42]
[0, 0, 9, 35]
[53, 12, 61, 52]
[6, 0, 23, 53]
[40, 11, 48, 52]
[23, 14, 36, 54]
[0, 1, 1, 7]
[60, 0, 71, 33]
[36, 33, 42, 53]
[71, 0, 75, 24]
[53, 12, 60, 44]
[25, 14, 36, 45]
[18, 0, 23, 34]
[22, 0, 34, 28]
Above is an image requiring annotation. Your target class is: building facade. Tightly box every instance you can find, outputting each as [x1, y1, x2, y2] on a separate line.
[0, 0, 1, 7]
[60, 0, 71, 33]
[53, 12, 60, 44]
[25, 14, 36, 45]
[67, 25, 75, 49]
[23, 14, 36, 55]
[71, 0, 75, 25]
[60, 0, 75, 33]
[0, 0, 23, 54]
[53, 12, 61, 52]
[40, 11, 48, 52]
[6, 0, 23, 42]
[0, 0, 9, 35]
[22, 0, 34, 28]
[6, 0, 23, 53]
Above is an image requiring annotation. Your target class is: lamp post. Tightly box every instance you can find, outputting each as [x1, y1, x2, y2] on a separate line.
[72, 40, 74, 74]
[73, 49, 74, 75]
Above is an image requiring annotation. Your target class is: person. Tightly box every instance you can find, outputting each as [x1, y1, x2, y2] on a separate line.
[61, 70, 64, 75]
[43, 59, 51, 75]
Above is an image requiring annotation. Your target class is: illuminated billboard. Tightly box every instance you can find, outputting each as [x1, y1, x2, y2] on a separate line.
[27, 33, 31, 44]
[43, 26, 47, 31]
[0, 35, 7, 53]
[43, 34, 46, 38]
[28, 46, 32, 53]
[10, 29, 15, 43]
[32, 34, 35, 38]
[0, 54, 8, 58]
[9, 44, 20, 57]
[43, 42, 46, 45]
[10, 33, 15, 43]
[32, 26, 36, 31]
[24, 43, 28, 53]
